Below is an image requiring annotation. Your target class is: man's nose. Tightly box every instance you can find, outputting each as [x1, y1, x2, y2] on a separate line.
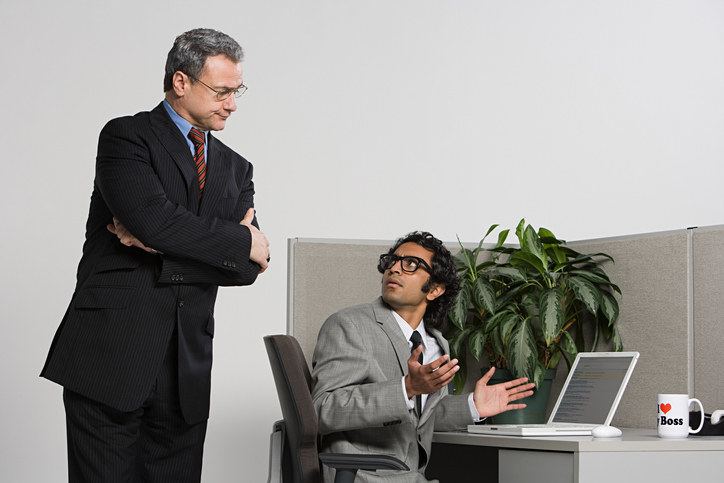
[223, 95, 237, 112]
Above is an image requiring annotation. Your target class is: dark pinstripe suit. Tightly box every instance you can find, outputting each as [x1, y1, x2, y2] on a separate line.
[41, 102, 260, 478]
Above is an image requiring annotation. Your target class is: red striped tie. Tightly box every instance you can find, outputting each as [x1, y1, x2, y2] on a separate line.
[188, 128, 206, 197]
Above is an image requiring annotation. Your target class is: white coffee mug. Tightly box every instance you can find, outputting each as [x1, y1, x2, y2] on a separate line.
[657, 393, 704, 439]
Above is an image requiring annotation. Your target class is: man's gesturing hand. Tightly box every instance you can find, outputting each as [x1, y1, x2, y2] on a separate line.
[240, 207, 270, 273]
[404, 346, 459, 399]
[473, 367, 535, 418]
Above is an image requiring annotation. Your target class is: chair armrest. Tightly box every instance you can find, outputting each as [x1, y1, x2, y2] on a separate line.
[319, 452, 409, 471]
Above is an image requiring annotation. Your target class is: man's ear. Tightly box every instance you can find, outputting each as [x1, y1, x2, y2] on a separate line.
[426, 283, 446, 302]
[171, 71, 188, 97]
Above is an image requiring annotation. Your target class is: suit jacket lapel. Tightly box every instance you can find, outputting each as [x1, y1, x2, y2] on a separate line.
[372, 298, 409, 375]
[419, 328, 451, 426]
[199, 134, 230, 216]
[148, 102, 198, 201]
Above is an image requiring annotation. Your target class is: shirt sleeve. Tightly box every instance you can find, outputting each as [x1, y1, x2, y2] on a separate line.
[468, 393, 486, 422]
[401, 376, 415, 411]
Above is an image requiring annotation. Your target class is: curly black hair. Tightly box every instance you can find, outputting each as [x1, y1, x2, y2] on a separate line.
[378, 231, 460, 331]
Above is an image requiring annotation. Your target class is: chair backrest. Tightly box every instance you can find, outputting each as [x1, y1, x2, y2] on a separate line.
[264, 335, 321, 483]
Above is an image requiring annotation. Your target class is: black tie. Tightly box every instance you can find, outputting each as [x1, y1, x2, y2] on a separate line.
[410, 330, 424, 415]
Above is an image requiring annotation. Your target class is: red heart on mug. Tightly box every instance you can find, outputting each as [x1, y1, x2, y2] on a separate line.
[660, 403, 672, 414]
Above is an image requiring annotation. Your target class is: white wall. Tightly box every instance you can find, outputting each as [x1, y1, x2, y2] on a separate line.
[1, 1, 723, 481]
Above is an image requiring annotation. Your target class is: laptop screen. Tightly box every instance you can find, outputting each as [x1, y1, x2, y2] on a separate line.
[551, 353, 638, 424]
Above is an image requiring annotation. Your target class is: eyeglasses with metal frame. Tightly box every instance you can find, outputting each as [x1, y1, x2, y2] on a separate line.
[378, 254, 432, 274]
[187, 74, 248, 101]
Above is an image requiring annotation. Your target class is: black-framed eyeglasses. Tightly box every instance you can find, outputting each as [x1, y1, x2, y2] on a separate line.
[378, 254, 432, 274]
[187, 74, 248, 101]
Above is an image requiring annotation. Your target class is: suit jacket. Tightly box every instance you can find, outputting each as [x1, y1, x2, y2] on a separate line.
[311, 298, 473, 482]
[42, 102, 260, 424]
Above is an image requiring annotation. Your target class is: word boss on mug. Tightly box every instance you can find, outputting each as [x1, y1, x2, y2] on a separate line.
[657, 393, 704, 438]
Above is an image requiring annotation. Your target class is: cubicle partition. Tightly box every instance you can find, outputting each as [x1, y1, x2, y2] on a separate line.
[287, 226, 724, 429]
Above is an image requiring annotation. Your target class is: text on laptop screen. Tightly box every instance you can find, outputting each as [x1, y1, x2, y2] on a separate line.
[552, 356, 634, 424]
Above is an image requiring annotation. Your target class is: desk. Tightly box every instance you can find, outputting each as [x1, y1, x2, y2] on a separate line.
[431, 428, 724, 482]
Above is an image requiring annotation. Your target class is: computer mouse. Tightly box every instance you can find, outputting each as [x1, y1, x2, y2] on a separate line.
[592, 425, 622, 438]
[711, 410, 724, 425]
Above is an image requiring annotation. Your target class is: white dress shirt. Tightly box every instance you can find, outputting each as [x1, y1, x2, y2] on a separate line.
[391, 311, 481, 421]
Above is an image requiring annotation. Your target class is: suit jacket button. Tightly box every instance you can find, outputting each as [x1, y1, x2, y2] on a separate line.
[179, 274, 184, 281]
[231, 261, 236, 268]
[178, 300, 184, 308]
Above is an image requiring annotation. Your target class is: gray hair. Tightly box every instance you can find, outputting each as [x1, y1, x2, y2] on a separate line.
[163, 28, 244, 92]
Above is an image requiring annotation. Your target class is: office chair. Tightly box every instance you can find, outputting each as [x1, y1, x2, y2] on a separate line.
[264, 335, 408, 483]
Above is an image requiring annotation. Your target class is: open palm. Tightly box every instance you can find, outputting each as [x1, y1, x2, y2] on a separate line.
[473, 367, 535, 419]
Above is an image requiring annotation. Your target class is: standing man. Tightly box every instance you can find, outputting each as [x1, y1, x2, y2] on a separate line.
[312, 232, 534, 482]
[41, 28, 269, 482]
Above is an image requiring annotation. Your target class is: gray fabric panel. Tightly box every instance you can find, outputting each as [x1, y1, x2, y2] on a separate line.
[290, 240, 390, 364]
[570, 231, 690, 428]
[289, 231, 693, 429]
[692, 226, 724, 413]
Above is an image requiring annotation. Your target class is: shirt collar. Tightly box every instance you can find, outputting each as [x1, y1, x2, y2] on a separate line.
[391, 311, 428, 347]
[163, 99, 207, 140]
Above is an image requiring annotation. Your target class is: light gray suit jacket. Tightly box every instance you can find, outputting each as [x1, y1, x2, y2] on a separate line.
[311, 298, 473, 482]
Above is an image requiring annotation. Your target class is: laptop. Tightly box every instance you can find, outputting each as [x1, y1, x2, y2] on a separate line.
[468, 351, 639, 436]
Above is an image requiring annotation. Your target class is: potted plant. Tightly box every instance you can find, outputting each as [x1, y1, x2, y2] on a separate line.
[445, 220, 623, 422]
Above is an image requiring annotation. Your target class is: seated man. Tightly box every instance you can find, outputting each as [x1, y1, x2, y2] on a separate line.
[311, 231, 535, 482]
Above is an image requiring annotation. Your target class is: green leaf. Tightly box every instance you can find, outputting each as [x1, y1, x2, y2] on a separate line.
[588, 267, 622, 294]
[452, 370, 467, 394]
[548, 348, 562, 369]
[495, 282, 530, 311]
[447, 326, 472, 358]
[495, 229, 510, 248]
[612, 326, 623, 351]
[587, 266, 612, 281]
[521, 224, 546, 265]
[490, 327, 504, 356]
[486, 266, 527, 282]
[460, 248, 477, 271]
[508, 320, 538, 380]
[472, 224, 500, 260]
[476, 260, 496, 271]
[509, 251, 547, 276]
[484, 310, 513, 334]
[472, 277, 496, 314]
[561, 330, 578, 362]
[555, 252, 614, 271]
[483, 224, 500, 242]
[532, 360, 546, 389]
[547, 245, 568, 266]
[600, 291, 620, 326]
[448, 285, 471, 330]
[538, 227, 564, 245]
[515, 219, 526, 244]
[540, 288, 564, 346]
[520, 292, 539, 319]
[567, 276, 601, 315]
[499, 312, 521, 343]
[469, 327, 487, 360]
[568, 270, 610, 285]
[568, 269, 621, 294]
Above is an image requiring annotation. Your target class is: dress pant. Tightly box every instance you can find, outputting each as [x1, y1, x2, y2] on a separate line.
[63, 329, 208, 482]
